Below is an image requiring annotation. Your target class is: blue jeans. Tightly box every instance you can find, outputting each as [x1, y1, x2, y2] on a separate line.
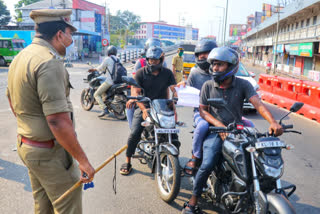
[192, 112, 209, 159]
[126, 107, 135, 130]
[193, 133, 222, 197]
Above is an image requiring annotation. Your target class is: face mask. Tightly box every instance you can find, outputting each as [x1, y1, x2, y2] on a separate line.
[59, 31, 73, 56]
[178, 51, 184, 57]
[196, 59, 210, 71]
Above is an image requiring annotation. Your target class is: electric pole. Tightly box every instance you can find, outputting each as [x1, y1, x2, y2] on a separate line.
[224, 0, 229, 46]
[159, 0, 161, 21]
[273, 2, 282, 74]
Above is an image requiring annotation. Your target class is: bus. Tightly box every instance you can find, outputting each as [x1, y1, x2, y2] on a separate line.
[0, 38, 25, 66]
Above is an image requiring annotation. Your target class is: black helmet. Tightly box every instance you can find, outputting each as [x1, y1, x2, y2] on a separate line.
[194, 40, 218, 71]
[146, 46, 164, 73]
[145, 38, 161, 51]
[207, 47, 239, 83]
[106, 45, 117, 56]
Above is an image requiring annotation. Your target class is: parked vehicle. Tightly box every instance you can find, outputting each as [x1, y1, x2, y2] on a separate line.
[236, 63, 260, 112]
[180, 43, 196, 77]
[0, 38, 25, 66]
[80, 70, 128, 120]
[123, 76, 181, 203]
[193, 98, 303, 214]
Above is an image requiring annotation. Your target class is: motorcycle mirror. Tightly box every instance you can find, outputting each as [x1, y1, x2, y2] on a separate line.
[290, 102, 304, 112]
[122, 76, 141, 88]
[207, 98, 227, 108]
[279, 102, 304, 125]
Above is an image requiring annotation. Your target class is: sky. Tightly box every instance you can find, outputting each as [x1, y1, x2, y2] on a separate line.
[3, 0, 279, 40]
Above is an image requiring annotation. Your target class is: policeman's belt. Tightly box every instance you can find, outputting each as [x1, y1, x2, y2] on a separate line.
[176, 70, 182, 73]
[20, 135, 55, 148]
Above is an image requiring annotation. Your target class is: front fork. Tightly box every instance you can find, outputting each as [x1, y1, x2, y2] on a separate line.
[154, 126, 173, 176]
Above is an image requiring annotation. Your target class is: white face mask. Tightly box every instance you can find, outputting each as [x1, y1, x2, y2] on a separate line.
[59, 31, 73, 57]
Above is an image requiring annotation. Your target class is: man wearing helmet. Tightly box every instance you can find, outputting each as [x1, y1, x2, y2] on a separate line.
[120, 46, 178, 175]
[177, 40, 218, 176]
[182, 47, 283, 214]
[89, 45, 119, 117]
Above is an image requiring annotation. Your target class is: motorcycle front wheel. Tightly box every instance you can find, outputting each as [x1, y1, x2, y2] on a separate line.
[80, 88, 94, 111]
[114, 109, 127, 120]
[155, 153, 181, 203]
[266, 193, 296, 214]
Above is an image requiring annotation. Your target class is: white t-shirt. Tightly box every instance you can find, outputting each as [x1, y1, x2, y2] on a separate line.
[96, 55, 118, 84]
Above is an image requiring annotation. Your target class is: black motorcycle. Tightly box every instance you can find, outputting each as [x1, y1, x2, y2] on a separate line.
[194, 98, 303, 214]
[123, 77, 181, 203]
[80, 70, 128, 120]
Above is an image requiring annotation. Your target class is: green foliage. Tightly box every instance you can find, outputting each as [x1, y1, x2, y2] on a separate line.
[109, 10, 141, 46]
[0, 0, 11, 25]
[14, 0, 41, 23]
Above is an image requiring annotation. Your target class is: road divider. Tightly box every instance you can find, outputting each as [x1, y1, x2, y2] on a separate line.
[258, 74, 320, 123]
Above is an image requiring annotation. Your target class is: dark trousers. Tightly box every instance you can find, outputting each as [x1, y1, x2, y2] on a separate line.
[193, 133, 222, 197]
[126, 109, 144, 157]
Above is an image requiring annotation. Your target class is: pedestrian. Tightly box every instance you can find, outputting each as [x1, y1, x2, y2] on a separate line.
[266, 60, 272, 74]
[172, 47, 184, 83]
[6, 9, 95, 214]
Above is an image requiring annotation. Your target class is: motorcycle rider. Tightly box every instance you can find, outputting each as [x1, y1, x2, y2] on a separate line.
[89, 45, 119, 117]
[120, 46, 178, 175]
[182, 47, 283, 214]
[177, 39, 218, 176]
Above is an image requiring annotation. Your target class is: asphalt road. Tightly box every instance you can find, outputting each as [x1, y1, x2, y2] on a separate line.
[0, 56, 319, 214]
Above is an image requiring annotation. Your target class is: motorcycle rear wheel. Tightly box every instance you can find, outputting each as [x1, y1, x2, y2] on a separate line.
[155, 153, 181, 203]
[114, 109, 127, 120]
[80, 88, 94, 111]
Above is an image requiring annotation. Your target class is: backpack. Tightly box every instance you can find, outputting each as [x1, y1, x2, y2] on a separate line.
[110, 56, 127, 84]
[139, 58, 146, 67]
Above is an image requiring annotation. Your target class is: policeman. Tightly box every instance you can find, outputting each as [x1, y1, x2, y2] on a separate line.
[6, 9, 95, 214]
[172, 47, 184, 83]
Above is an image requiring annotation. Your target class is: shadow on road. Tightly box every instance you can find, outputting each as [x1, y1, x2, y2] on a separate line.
[0, 158, 31, 192]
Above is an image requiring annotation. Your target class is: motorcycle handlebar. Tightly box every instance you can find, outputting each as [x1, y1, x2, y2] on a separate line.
[282, 124, 293, 129]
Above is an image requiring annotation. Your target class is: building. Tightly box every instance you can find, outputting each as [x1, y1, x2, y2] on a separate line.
[15, 0, 109, 57]
[134, 21, 199, 41]
[243, 0, 320, 80]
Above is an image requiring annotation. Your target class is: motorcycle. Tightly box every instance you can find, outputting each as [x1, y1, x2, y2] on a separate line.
[193, 98, 303, 214]
[80, 69, 129, 120]
[123, 76, 181, 203]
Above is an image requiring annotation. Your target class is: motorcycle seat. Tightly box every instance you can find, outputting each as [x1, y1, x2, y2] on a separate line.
[108, 83, 126, 92]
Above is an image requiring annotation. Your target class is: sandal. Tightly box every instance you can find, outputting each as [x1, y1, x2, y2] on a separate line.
[120, 163, 132, 175]
[182, 202, 203, 214]
[184, 158, 200, 176]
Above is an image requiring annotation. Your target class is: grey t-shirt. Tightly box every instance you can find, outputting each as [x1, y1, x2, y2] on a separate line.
[187, 65, 213, 90]
[200, 77, 258, 126]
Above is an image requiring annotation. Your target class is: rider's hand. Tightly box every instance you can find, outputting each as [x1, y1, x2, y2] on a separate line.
[269, 121, 283, 136]
[176, 81, 187, 88]
[126, 99, 136, 109]
[88, 68, 97, 73]
[79, 161, 95, 183]
[142, 109, 149, 120]
[219, 132, 229, 141]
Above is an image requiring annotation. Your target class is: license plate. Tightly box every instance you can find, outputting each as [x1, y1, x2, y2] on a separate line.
[255, 141, 285, 149]
[155, 129, 179, 134]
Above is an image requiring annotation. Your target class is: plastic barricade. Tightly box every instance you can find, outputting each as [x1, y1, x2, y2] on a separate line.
[296, 103, 320, 122]
[272, 77, 302, 109]
[258, 74, 276, 103]
[297, 81, 320, 108]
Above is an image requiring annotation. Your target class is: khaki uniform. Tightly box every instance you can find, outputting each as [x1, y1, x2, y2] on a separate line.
[7, 37, 82, 213]
[172, 54, 184, 83]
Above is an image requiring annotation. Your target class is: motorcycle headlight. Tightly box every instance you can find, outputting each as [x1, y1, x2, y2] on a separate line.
[263, 164, 283, 179]
[158, 114, 175, 128]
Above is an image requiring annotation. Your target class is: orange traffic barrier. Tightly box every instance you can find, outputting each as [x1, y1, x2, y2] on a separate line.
[258, 74, 276, 103]
[297, 81, 320, 108]
[272, 77, 302, 109]
[296, 103, 320, 122]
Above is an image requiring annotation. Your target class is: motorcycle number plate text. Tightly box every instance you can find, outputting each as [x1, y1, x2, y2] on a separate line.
[255, 141, 285, 149]
[155, 129, 179, 134]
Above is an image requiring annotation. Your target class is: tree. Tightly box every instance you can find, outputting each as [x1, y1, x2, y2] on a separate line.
[14, 0, 41, 23]
[109, 10, 141, 47]
[0, 0, 11, 25]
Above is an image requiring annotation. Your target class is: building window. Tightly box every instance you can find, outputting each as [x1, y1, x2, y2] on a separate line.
[306, 18, 310, 27]
[291, 24, 293, 31]
[301, 20, 304, 28]
[313, 16, 317, 25]
[296, 22, 299, 29]
[287, 25, 290, 31]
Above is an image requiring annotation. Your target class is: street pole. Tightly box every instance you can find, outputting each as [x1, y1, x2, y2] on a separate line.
[273, 3, 280, 74]
[253, 26, 258, 66]
[215, 6, 225, 45]
[224, 0, 229, 46]
[159, 0, 161, 21]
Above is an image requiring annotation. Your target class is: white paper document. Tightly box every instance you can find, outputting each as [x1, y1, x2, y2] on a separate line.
[175, 86, 200, 107]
